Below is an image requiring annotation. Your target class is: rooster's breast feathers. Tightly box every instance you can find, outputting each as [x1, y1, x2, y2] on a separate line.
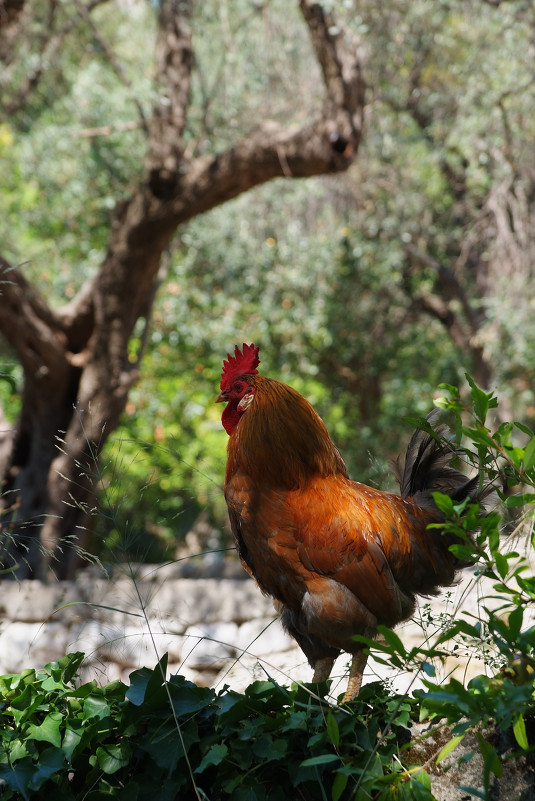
[225, 470, 441, 627]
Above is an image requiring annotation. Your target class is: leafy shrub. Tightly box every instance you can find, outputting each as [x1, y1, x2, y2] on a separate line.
[356, 376, 535, 798]
[0, 651, 430, 801]
[414, 378, 535, 797]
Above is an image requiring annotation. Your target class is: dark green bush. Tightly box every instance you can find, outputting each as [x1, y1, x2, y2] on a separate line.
[0, 651, 429, 801]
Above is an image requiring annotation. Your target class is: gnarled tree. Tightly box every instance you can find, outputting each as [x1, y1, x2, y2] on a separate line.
[0, 0, 365, 578]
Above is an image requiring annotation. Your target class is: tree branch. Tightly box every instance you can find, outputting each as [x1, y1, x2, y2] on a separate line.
[157, 0, 365, 218]
[74, 0, 148, 133]
[55, 276, 97, 357]
[0, 258, 68, 378]
[299, 0, 365, 117]
[0, 0, 25, 27]
[170, 117, 355, 221]
[0, 257, 96, 363]
[402, 247, 493, 387]
[1, 0, 112, 118]
[404, 245, 483, 333]
[145, 0, 193, 197]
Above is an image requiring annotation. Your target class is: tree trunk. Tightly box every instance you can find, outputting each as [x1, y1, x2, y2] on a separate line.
[0, 0, 365, 578]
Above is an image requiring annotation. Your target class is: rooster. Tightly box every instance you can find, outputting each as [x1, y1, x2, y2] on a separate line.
[217, 343, 488, 701]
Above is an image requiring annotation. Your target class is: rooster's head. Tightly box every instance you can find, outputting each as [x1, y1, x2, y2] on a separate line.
[216, 343, 260, 434]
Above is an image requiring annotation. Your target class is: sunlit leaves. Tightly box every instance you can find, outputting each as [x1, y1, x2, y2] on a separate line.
[0, 652, 426, 801]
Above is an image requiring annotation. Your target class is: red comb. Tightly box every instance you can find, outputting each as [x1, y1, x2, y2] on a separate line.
[221, 343, 260, 390]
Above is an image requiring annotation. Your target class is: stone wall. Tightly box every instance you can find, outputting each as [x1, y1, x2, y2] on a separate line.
[0, 558, 303, 691]
[0, 554, 525, 695]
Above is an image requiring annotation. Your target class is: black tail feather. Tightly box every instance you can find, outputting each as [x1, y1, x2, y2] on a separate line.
[395, 410, 493, 511]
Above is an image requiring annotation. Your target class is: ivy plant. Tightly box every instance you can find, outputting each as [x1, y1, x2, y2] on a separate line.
[0, 651, 431, 801]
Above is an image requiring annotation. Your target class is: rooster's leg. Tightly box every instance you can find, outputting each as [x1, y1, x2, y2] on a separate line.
[312, 657, 335, 684]
[342, 650, 368, 703]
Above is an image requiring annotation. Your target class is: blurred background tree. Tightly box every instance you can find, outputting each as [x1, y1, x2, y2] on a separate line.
[1, 0, 534, 574]
[0, 0, 364, 576]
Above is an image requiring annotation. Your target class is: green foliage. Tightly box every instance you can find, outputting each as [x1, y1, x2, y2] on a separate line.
[0, 359, 21, 423]
[0, 651, 429, 801]
[349, 376, 535, 798]
[416, 379, 535, 746]
[248, 379, 523, 797]
[4, 0, 535, 559]
[0, 1, 150, 295]
[92, 0, 535, 551]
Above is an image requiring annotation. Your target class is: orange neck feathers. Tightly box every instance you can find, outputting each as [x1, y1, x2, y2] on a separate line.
[225, 375, 348, 489]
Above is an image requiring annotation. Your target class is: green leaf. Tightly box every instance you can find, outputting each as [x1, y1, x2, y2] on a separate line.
[407, 776, 433, 801]
[326, 710, 340, 748]
[515, 422, 535, 437]
[68, 680, 99, 699]
[466, 375, 488, 422]
[83, 694, 111, 721]
[494, 552, 509, 580]
[96, 742, 132, 774]
[376, 626, 407, 658]
[507, 606, 523, 641]
[423, 680, 475, 716]
[300, 753, 340, 767]
[431, 492, 454, 515]
[62, 720, 85, 762]
[454, 414, 463, 446]
[194, 743, 228, 773]
[126, 656, 167, 707]
[449, 543, 478, 561]
[170, 682, 215, 716]
[505, 493, 535, 508]
[475, 731, 502, 797]
[26, 711, 63, 747]
[245, 680, 286, 700]
[465, 375, 497, 423]
[62, 651, 86, 683]
[252, 735, 275, 759]
[516, 575, 535, 598]
[332, 770, 349, 801]
[435, 619, 481, 645]
[0, 739, 31, 765]
[27, 746, 66, 790]
[523, 436, 535, 472]
[126, 666, 155, 706]
[513, 714, 529, 750]
[46, 651, 85, 684]
[233, 779, 268, 800]
[464, 424, 496, 448]
[8, 685, 43, 726]
[412, 768, 431, 791]
[0, 759, 33, 801]
[437, 383, 461, 398]
[140, 720, 198, 773]
[436, 733, 465, 764]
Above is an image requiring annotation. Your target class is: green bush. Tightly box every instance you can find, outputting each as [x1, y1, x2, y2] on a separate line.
[0, 651, 426, 801]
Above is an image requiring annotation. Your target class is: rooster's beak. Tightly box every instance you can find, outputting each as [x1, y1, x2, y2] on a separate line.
[215, 391, 228, 403]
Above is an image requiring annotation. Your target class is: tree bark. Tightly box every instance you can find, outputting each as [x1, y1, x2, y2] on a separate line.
[0, 0, 365, 578]
[402, 246, 495, 391]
